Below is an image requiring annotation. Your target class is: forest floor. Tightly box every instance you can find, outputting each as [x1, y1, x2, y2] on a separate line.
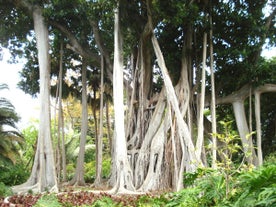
[0, 185, 168, 207]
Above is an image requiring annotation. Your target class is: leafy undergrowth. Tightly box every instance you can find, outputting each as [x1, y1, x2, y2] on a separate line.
[1, 163, 275, 206]
[0, 190, 168, 207]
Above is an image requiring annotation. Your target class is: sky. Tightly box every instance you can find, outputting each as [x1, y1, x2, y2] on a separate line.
[0, 46, 275, 131]
[0, 48, 39, 130]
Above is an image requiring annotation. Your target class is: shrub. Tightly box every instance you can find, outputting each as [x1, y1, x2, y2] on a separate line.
[34, 194, 62, 207]
[0, 182, 12, 197]
[91, 196, 119, 207]
[66, 163, 76, 181]
[165, 188, 202, 207]
[264, 152, 276, 166]
[137, 194, 168, 207]
[233, 164, 276, 207]
[85, 157, 111, 183]
[0, 162, 29, 186]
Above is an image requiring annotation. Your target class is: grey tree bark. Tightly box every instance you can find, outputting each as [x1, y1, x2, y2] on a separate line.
[209, 17, 217, 169]
[254, 84, 276, 166]
[94, 55, 104, 187]
[195, 33, 207, 161]
[69, 60, 88, 186]
[57, 42, 66, 182]
[13, 5, 58, 193]
[111, 3, 135, 193]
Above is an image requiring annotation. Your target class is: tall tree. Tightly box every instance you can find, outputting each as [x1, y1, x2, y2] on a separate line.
[69, 59, 88, 186]
[94, 55, 104, 187]
[2, 0, 275, 193]
[111, 2, 135, 193]
[57, 42, 66, 182]
[196, 32, 207, 162]
[12, 2, 58, 193]
[209, 13, 217, 168]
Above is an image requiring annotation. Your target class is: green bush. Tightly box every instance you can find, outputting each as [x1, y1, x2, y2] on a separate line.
[85, 157, 111, 183]
[0, 162, 29, 186]
[172, 164, 276, 207]
[34, 194, 62, 207]
[169, 122, 276, 207]
[137, 194, 168, 207]
[264, 152, 276, 166]
[165, 188, 202, 207]
[66, 163, 76, 181]
[168, 170, 234, 207]
[233, 164, 276, 207]
[91, 196, 119, 207]
[0, 182, 12, 197]
[183, 167, 214, 187]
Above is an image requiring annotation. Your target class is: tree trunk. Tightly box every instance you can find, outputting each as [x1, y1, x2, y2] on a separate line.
[13, 6, 58, 193]
[59, 42, 66, 182]
[69, 59, 88, 186]
[232, 100, 257, 165]
[254, 92, 262, 166]
[132, 0, 203, 192]
[94, 55, 104, 187]
[196, 32, 207, 161]
[106, 101, 112, 154]
[111, 3, 135, 193]
[209, 16, 217, 169]
[151, 35, 201, 169]
[253, 84, 276, 166]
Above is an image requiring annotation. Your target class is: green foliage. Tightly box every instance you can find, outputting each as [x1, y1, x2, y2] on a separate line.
[85, 157, 111, 183]
[264, 152, 276, 166]
[90, 196, 119, 207]
[34, 194, 62, 207]
[167, 164, 276, 207]
[183, 167, 214, 187]
[175, 121, 276, 207]
[208, 121, 245, 200]
[137, 194, 168, 207]
[0, 182, 12, 197]
[66, 163, 75, 181]
[256, 185, 276, 207]
[165, 188, 202, 207]
[233, 164, 276, 207]
[0, 84, 23, 164]
[21, 123, 38, 169]
[177, 168, 233, 206]
[0, 162, 29, 186]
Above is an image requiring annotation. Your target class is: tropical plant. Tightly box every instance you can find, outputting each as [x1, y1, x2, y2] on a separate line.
[0, 182, 12, 198]
[0, 83, 23, 164]
[34, 194, 62, 207]
[136, 194, 168, 207]
[21, 122, 38, 169]
[91, 196, 119, 207]
[233, 164, 276, 207]
[0, 162, 29, 186]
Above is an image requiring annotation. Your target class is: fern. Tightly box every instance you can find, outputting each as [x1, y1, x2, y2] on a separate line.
[165, 187, 201, 207]
[234, 164, 276, 207]
[91, 196, 120, 207]
[34, 194, 62, 207]
[256, 185, 276, 207]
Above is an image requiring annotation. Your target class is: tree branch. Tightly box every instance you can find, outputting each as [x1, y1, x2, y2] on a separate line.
[205, 83, 276, 106]
[89, 20, 113, 80]
[50, 20, 100, 66]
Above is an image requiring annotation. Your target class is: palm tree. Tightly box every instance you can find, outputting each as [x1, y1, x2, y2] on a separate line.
[0, 83, 23, 164]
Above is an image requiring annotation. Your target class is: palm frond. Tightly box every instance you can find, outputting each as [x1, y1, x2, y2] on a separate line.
[0, 83, 23, 164]
[0, 83, 9, 90]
